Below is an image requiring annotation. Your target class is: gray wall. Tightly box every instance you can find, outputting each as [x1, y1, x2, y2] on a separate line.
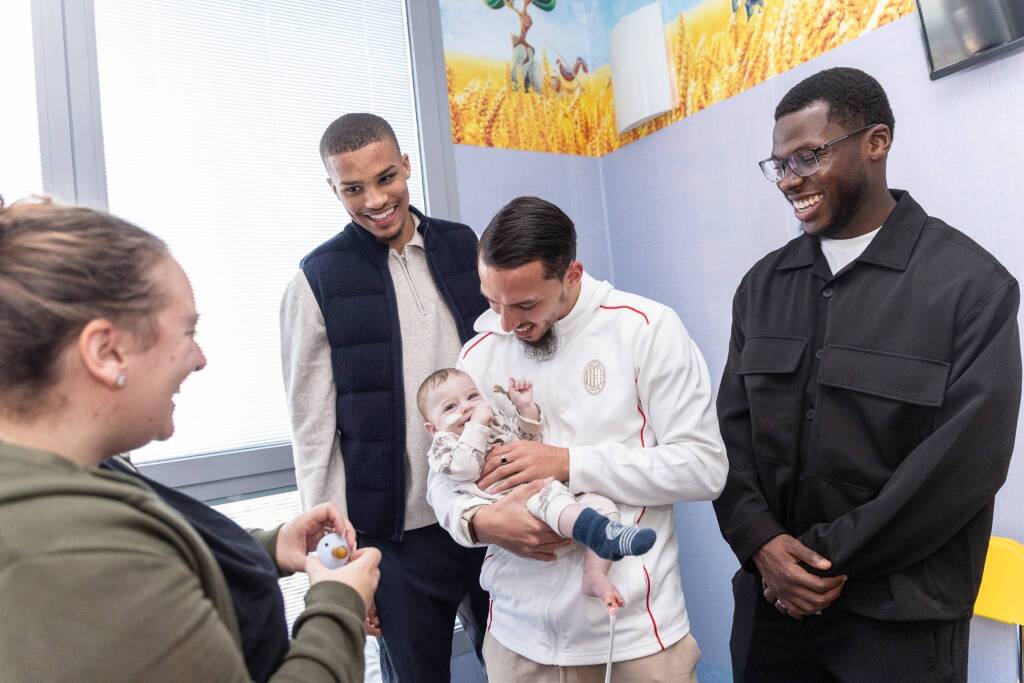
[453, 145, 614, 282]
[450, 14, 1024, 682]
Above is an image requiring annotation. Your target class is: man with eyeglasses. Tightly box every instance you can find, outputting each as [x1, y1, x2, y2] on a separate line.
[713, 67, 1020, 681]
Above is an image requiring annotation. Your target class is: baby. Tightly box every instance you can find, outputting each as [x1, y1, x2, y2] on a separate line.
[418, 367, 657, 613]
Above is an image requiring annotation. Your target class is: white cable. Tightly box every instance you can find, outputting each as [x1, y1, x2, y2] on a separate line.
[604, 611, 616, 683]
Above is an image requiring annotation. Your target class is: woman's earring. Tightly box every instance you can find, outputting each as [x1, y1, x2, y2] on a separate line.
[115, 374, 127, 388]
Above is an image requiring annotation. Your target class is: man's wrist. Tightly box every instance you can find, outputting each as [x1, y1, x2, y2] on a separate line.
[560, 447, 571, 482]
[463, 504, 487, 544]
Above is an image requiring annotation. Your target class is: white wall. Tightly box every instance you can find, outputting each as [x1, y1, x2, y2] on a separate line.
[453, 145, 614, 282]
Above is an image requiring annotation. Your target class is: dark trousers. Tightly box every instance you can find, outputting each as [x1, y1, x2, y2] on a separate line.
[730, 569, 969, 682]
[358, 523, 488, 683]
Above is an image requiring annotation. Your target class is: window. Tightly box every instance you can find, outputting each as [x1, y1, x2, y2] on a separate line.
[91, 0, 424, 462]
[0, 1, 43, 201]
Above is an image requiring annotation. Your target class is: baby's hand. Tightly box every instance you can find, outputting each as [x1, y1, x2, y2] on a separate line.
[470, 402, 494, 425]
[507, 377, 534, 411]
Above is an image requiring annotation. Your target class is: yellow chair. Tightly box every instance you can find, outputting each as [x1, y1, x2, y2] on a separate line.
[974, 536, 1024, 683]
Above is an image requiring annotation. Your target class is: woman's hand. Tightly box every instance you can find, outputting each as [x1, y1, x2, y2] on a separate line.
[276, 502, 356, 574]
[306, 547, 383, 612]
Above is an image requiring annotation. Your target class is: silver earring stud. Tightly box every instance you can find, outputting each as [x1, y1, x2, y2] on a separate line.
[115, 374, 127, 387]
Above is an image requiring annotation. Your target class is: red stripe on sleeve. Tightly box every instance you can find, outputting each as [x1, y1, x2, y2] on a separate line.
[599, 304, 650, 325]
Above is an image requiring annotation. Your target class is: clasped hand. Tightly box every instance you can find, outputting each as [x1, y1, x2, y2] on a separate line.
[754, 534, 846, 619]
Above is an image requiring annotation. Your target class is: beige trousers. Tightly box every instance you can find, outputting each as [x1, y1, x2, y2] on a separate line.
[482, 631, 701, 682]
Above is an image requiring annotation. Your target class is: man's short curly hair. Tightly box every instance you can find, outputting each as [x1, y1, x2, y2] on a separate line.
[319, 113, 400, 166]
[775, 67, 894, 138]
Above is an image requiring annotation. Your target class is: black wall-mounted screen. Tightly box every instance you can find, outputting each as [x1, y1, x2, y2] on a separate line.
[916, 0, 1024, 79]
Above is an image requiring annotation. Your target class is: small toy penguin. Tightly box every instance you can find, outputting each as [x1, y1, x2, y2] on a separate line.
[316, 532, 350, 569]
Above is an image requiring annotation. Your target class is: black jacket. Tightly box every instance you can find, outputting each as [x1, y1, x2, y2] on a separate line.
[713, 190, 1020, 620]
[301, 206, 487, 541]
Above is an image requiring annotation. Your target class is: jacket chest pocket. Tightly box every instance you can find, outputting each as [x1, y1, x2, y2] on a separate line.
[813, 345, 949, 492]
[735, 336, 807, 466]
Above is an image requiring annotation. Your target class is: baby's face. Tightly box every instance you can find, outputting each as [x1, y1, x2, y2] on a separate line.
[425, 374, 485, 436]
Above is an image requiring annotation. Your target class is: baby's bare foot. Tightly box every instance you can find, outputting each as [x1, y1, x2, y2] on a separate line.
[582, 571, 625, 614]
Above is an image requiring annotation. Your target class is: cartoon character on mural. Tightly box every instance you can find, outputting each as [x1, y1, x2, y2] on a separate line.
[731, 0, 765, 18]
[550, 55, 588, 93]
[484, 0, 556, 93]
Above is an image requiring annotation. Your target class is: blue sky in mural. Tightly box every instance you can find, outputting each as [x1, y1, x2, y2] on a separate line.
[440, 0, 706, 69]
[439, 0, 594, 66]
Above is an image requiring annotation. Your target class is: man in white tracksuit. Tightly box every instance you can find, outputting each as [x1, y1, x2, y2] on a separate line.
[427, 196, 728, 681]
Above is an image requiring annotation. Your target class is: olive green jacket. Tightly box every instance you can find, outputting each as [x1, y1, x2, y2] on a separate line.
[0, 441, 366, 682]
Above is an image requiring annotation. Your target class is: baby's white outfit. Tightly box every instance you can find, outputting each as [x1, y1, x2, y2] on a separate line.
[426, 402, 617, 536]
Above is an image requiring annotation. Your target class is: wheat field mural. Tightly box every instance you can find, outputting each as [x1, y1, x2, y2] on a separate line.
[445, 0, 914, 156]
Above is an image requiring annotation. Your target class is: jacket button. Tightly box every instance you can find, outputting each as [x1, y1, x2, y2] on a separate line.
[805, 409, 816, 420]
[821, 287, 835, 298]
[815, 348, 825, 360]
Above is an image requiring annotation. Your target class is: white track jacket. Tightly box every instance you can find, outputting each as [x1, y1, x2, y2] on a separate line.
[427, 272, 727, 666]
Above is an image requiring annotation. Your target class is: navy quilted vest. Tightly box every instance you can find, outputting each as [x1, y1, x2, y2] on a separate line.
[300, 207, 486, 540]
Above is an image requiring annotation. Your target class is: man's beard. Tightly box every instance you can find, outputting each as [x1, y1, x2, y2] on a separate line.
[522, 325, 558, 361]
[518, 290, 565, 361]
[815, 168, 870, 239]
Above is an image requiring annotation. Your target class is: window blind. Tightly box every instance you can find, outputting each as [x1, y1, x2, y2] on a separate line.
[92, 0, 424, 462]
[0, 1, 43, 201]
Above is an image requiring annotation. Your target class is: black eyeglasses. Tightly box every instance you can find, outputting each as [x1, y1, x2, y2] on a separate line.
[759, 123, 879, 183]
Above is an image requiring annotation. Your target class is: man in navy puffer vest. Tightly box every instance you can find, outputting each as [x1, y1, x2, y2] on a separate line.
[281, 113, 489, 682]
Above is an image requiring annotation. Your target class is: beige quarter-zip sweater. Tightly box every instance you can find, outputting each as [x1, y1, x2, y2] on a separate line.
[281, 221, 463, 531]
